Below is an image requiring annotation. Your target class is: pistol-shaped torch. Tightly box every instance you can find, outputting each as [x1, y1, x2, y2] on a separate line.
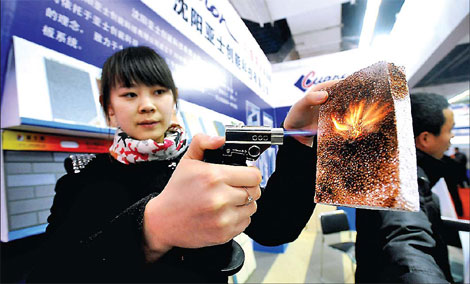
[203, 125, 314, 165]
[203, 126, 284, 165]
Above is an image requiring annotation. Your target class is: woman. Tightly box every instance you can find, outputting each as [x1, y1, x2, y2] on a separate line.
[28, 46, 335, 282]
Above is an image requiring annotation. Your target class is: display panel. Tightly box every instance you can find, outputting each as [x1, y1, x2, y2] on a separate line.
[45, 59, 97, 125]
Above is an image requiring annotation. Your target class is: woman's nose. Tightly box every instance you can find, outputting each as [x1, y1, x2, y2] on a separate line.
[138, 96, 156, 113]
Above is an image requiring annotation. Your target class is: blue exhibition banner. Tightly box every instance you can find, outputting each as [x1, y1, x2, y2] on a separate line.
[1, 0, 274, 125]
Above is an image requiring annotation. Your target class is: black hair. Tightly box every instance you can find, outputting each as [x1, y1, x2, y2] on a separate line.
[100, 46, 178, 119]
[410, 93, 450, 137]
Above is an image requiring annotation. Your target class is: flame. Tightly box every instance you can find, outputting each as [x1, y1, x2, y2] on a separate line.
[331, 100, 391, 139]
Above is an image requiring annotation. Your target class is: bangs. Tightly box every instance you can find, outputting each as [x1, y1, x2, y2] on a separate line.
[106, 47, 175, 91]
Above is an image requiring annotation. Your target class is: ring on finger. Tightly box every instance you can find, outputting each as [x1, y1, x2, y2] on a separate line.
[243, 186, 254, 205]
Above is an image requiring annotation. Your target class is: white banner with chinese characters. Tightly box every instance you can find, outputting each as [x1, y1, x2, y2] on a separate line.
[141, 0, 271, 102]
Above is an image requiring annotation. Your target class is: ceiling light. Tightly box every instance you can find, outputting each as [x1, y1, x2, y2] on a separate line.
[359, 0, 382, 49]
[448, 89, 470, 104]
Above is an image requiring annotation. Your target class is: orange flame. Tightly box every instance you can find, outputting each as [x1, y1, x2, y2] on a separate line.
[331, 100, 392, 139]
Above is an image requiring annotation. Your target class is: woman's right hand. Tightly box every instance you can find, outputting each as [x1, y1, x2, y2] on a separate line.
[142, 134, 262, 262]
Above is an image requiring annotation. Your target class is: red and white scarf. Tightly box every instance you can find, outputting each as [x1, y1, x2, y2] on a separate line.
[109, 123, 188, 164]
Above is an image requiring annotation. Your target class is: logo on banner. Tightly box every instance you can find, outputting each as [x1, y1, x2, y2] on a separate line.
[204, 0, 238, 43]
[294, 71, 347, 92]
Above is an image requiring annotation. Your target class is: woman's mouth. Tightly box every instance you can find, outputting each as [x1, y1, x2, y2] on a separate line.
[138, 121, 159, 127]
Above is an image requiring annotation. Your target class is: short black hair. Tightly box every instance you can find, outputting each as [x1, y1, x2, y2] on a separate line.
[100, 46, 178, 119]
[410, 93, 450, 137]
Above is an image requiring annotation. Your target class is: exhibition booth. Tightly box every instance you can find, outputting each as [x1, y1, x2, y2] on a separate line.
[1, 0, 468, 283]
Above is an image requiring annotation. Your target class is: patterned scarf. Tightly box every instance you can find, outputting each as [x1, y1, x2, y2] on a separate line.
[109, 123, 188, 164]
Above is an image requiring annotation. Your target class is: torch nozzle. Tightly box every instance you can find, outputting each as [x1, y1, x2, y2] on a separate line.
[283, 130, 316, 137]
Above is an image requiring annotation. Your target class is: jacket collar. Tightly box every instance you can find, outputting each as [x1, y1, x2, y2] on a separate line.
[416, 148, 445, 188]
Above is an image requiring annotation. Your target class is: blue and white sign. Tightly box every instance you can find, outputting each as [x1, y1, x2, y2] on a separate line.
[1, 0, 273, 125]
[270, 48, 383, 107]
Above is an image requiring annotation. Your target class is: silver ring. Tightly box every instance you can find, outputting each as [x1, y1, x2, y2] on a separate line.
[243, 186, 253, 205]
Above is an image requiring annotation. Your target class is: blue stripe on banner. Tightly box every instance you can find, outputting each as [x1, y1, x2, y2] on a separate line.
[8, 224, 48, 241]
[21, 117, 115, 134]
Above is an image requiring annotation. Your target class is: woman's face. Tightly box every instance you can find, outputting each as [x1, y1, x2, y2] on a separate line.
[107, 82, 175, 142]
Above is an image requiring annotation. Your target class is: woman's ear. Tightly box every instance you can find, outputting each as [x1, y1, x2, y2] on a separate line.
[99, 95, 104, 108]
[102, 97, 117, 127]
[107, 107, 118, 127]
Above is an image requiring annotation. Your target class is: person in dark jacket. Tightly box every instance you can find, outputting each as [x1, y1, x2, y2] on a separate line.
[441, 154, 464, 217]
[355, 93, 456, 283]
[27, 46, 336, 283]
[452, 147, 470, 187]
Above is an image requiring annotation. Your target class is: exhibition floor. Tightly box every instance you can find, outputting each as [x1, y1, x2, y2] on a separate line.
[239, 203, 467, 284]
[245, 204, 356, 283]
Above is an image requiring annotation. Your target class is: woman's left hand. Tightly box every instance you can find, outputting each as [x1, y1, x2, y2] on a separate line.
[283, 80, 339, 147]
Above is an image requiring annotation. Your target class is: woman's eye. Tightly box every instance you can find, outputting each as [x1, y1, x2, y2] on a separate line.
[154, 89, 167, 95]
[123, 92, 137, 98]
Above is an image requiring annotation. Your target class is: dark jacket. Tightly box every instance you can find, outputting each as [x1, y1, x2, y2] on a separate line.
[355, 149, 453, 283]
[27, 136, 317, 283]
[441, 155, 463, 216]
